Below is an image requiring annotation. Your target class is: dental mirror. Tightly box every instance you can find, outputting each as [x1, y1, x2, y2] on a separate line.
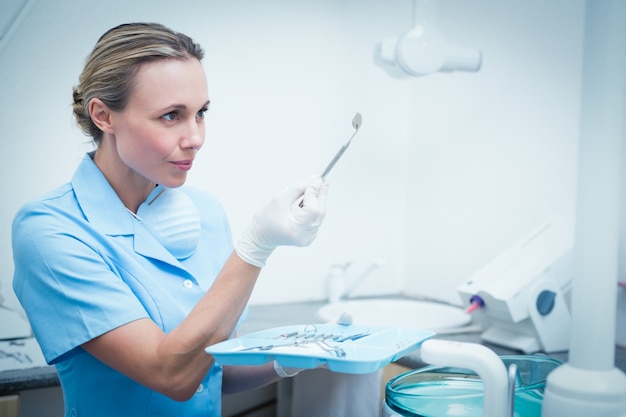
[298, 113, 362, 208]
[320, 112, 362, 179]
[351, 112, 362, 130]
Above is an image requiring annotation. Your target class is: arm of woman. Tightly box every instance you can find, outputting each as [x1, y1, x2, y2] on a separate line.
[83, 252, 260, 401]
[83, 177, 328, 401]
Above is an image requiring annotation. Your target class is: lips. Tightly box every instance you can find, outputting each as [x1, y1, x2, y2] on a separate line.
[171, 160, 193, 171]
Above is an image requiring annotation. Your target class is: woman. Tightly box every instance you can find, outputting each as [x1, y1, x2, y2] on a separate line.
[12, 22, 328, 416]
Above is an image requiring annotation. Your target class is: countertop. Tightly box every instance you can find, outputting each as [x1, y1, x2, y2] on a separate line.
[2, 299, 625, 395]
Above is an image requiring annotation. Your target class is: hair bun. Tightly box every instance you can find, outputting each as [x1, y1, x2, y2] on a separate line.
[72, 88, 83, 105]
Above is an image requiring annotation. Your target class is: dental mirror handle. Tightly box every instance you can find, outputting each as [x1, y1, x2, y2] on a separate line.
[320, 133, 354, 179]
[298, 112, 362, 208]
[320, 113, 361, 179]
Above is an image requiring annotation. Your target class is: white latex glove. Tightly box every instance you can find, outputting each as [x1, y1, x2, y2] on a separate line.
[235, 176, 329, 268]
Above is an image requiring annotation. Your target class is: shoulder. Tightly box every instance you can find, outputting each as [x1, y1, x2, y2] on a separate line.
[11, 183, 89, 264]
[13, 183, 78, 229]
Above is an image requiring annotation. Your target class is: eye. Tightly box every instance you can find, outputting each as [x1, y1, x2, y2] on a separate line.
[161, 111, 178, 121]
[196, 107, 209, 119]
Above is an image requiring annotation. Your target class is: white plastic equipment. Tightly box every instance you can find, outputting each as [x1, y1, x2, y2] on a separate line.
[419, 339, 510, 417]
[374, 0, 481, 78]
[457, 216, 574, 353]
[542, 1, 626, 415]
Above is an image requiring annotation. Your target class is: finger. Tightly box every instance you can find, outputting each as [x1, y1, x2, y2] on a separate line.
[301, 182, 320, 206]
[282, 176, 322, 206]
[305, 179, 328, 224]
[294, 176, 324, 209]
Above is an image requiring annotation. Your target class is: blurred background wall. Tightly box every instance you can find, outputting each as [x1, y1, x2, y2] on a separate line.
[0, 0, 583, 307]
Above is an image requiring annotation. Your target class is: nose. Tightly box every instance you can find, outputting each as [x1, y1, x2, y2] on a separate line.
[181, 118, 204, 150]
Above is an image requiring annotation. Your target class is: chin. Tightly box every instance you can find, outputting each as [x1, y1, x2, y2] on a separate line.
[159, 176, 187, 189]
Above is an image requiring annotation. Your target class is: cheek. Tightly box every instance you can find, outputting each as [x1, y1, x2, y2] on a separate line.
[144, 135, 176, 158]
[122, 122, 171, 155]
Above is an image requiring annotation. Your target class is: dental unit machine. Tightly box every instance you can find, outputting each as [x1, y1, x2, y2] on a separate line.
[457, 216, 574, 353]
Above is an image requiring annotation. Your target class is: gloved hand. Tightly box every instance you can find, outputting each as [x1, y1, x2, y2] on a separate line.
[235, 176, 329, 268]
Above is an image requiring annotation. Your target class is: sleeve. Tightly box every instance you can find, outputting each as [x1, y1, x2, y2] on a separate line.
[11, 201, 150, 364]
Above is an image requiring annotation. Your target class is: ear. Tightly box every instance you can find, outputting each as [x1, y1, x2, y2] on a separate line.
[89, 98, 115, 134]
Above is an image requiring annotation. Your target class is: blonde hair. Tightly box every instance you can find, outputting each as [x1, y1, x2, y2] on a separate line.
[72, 22, 205, 144]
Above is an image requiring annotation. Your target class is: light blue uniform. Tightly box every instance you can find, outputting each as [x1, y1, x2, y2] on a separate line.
[12, 153, 240, 417]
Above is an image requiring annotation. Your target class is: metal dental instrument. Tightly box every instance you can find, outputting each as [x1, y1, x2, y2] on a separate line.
[315, 340, 347, 358]
[334, 332, 370, 343]
[298, 113, 362, 208]
[321, 112, 362, 179]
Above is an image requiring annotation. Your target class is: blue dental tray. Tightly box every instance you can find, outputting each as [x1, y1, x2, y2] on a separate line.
[205, 323, 434, 374]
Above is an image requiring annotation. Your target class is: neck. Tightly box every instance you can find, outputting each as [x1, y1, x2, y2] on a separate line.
[93, 140, 156, 213]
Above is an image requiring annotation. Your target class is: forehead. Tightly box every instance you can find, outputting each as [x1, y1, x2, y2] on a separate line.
[129, 58, 208, 110]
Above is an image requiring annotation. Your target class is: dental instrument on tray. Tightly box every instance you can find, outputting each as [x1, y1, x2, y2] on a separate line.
[241, 332, 370, 349]
[320, 112, 362, 179]
[206, 323, 434, 374]
[234, 324, 372, 357]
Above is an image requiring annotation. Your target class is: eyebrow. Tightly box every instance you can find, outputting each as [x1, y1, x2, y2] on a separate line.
[162, 100, 211, 112]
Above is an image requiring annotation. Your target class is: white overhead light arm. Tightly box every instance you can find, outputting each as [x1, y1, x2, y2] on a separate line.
[374, 0, 482, 78]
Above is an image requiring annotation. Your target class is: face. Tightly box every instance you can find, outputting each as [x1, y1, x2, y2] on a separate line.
[107, 58, 209, 189]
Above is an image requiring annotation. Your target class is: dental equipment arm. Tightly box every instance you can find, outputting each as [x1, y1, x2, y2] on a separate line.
[374, 0, 481, 78]
[235, 176, 329, 268]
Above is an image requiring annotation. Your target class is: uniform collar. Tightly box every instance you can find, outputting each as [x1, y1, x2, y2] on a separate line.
[72, 152, 134, 236]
